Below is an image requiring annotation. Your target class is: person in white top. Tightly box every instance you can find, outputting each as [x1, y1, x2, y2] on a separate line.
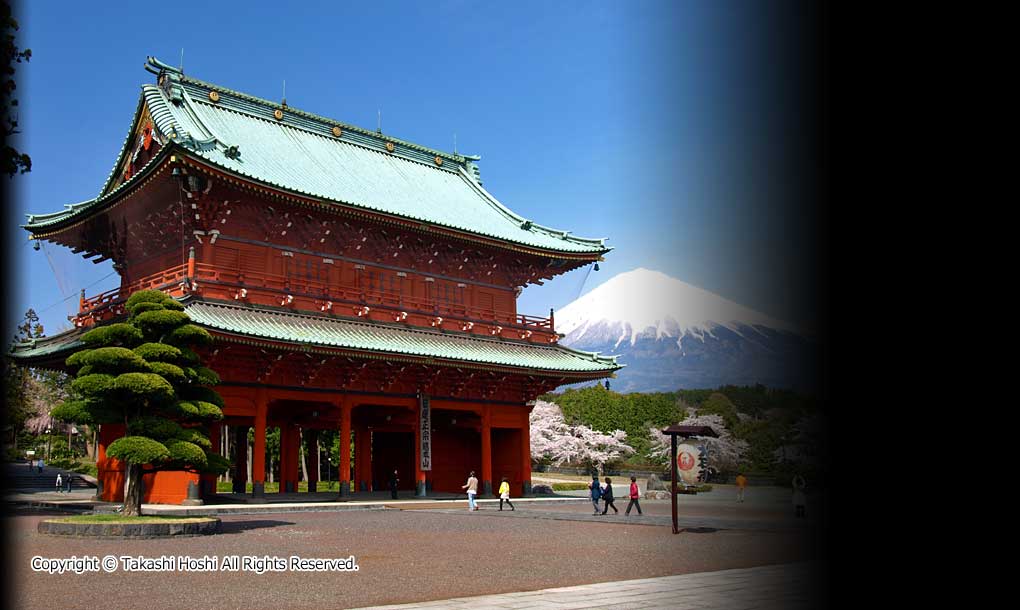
[462, 471, 479, 511]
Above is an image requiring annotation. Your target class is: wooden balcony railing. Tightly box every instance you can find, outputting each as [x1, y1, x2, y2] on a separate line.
[74, 263, 557, 341]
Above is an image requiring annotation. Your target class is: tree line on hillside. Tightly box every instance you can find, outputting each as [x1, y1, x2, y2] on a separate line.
[538, 384, 827, 484]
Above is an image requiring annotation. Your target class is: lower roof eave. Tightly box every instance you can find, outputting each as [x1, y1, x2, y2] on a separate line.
[208, 329, 621, 380]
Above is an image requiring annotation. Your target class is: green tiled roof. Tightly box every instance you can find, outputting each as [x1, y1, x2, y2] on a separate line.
[9, 302, 620, 375]
[25, 57, 609, 257]
[9, 301, 620, 375]
[185, 301, 619, 374]
[8, 328, 85, 362]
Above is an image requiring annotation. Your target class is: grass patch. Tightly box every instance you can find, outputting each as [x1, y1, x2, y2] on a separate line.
[52, 514, 215, 524]
[215, 481, 353, 493]
[551, 482, 590, 491]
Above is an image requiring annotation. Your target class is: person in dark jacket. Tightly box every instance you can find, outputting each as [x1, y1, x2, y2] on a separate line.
[589, 473, 602, 515]
[601, 477, 618, 515]
[389, 469, 399, 499]
[625, 476, 642, 515]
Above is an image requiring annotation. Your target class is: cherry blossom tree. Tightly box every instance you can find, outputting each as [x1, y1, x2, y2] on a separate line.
[648, 412, 748, 475]
[530, 400, 634, 474]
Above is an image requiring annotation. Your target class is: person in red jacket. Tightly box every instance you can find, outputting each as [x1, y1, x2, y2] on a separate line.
[625, 476, 642, 516]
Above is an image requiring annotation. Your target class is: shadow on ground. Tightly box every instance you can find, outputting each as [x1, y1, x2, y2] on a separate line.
[680, 527, 719, 534]
[218, 519, 296, 534]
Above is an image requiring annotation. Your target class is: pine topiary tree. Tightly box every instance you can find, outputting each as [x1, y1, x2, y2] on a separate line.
[50, 290, 228, 515]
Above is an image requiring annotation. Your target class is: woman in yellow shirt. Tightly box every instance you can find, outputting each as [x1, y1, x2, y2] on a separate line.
[498, 477, 515, 511]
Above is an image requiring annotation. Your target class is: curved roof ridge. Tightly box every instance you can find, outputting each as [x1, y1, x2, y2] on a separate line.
[177, 72, 466, 166]
[97, 92, 149, 196]
[456, 166, 609, 249]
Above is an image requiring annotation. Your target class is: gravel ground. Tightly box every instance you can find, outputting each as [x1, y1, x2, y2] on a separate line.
[8, 499, 823, 610]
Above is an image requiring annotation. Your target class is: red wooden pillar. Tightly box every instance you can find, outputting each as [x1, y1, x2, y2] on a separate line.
[201, 424, 221, 498]
[339, 398, 352, 497]
[252, 390, 267, 499]
[481, 405, 493, 496]
[305, 428, 319, 493]
[521, 406, 533, 496]
[355, 422, 371, 491]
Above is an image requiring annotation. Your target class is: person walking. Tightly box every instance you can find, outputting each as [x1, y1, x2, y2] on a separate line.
[55, 472, 63, 494]
[625, 476, 642, 515]
[37, 458, 44, 473]
[792, 474, 807, 518]
[601, 477, 619, 515]
[65, 473, 74, 493]
[588, 473, 602, 515]
[736, 473, 748, 503]
[498, 477, 515, 511]
[462, 471, 479, 511]
[389, 469, 399, 499]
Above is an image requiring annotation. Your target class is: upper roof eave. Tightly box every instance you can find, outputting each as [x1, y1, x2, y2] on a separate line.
[24, 56, 613, 258]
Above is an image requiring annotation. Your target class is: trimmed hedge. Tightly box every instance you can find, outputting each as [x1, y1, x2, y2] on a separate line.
[107, 436, 170, 464]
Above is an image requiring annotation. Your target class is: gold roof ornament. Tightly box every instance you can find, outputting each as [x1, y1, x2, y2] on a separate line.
[208, 91, 220, 102]
[385, 141, 395, 153]
[332, 126, 342, 137]
[434, 156, 443, 166]
[274, 108, 284, 121]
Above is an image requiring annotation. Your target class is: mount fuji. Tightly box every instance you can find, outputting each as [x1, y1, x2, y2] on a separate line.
[555, 268, 818, 393]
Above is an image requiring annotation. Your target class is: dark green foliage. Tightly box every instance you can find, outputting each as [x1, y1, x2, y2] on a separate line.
[176, 347, 201, 366]
[173, 401, 201, 418]
[111, 372, 175, 405]
[128, 301, 168, 316]
[147, 361, 186, 385]
[3, 1, 32, 176]
[124, 289, 173, 312]
[191, 366, 220, 386]
[50, 400, 93, 425]
[546, 384, 825, 476]
[166, 324, 212, 346]
[53, 289, 227, 513]
[193, 400, 224, 421]
[65, 351, 87, 368]
[71, 373, 115, 397]
[126, 416, 185, 441]
[133, 343, 182, 363]
[551, 386, 683, 457]
[180, 428, 212, 449]
[204, 452, 231, 475]
[132, 309, 190, 335]
[107, 436, 170, 465]
[165, 440, 206, 468]
[697, 393, 740, 430]
[78, 347, 150, 374]
[179, 385, 224, 408]
[80, 323, 142, 347]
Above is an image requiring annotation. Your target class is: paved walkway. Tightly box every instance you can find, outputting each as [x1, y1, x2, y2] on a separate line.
[5, 491, 588, 516]
[413, 506, 808, 532]
[351, 562, 821, 609]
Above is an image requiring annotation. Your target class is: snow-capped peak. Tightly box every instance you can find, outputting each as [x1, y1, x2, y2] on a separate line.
[555, 268, 800, 347]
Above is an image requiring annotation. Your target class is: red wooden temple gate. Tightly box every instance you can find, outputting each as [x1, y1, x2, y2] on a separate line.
[12, 56, 620, 504]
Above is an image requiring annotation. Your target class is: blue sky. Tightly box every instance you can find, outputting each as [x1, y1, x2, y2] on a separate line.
[7, 1, 817, 339]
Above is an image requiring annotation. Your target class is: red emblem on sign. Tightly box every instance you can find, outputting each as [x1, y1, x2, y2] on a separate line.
[678, 451, 696, 471]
